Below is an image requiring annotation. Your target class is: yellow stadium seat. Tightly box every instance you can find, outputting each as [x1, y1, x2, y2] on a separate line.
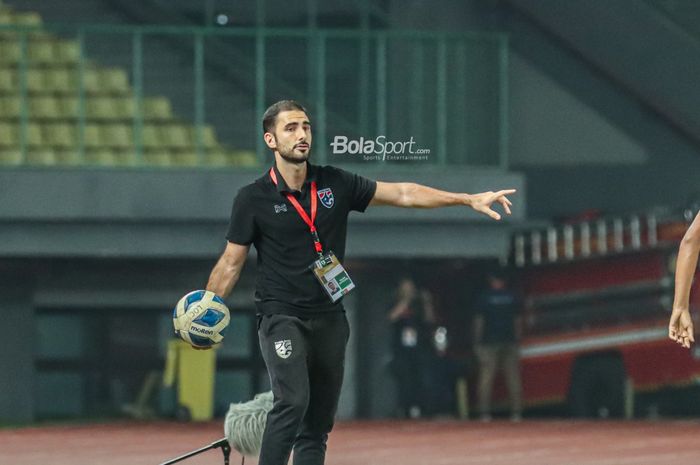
[27, 148, 56, 165]
[12, 11, 42, 27]
[144, 150, 173, 166]
[230, 150, 259, 167]
[26, 122, 43, 146]
[172, 152, 199, 166]
[26, 69, 46, 93]
[83, 124, 102, 148]
[58, 96, 79, 118]
[29, 96, 60, 119]
[55, 149, 81, 165]
[0, 149, 22, 165]
[45, 69, 76, 93]
[83, 68, 101, 94]
[0, 69, 16, 92]
[0, 96, 21, 118]
[206, 150, 228, 166]
[27, 41, 54, 64]
[161, 124, 191, 149]
[102, 123, 133, 149]
[0, 122, 18, 146]
[100, 69, 129, 94]
[54, 40, 79, 64]
[87, 97, 116, 120]
[143, 97, 172, 120]
[0, 42, 20, 64]
[141, 124, 162, 149]
[113, 97, 135, 119]
[43, 123, 76, 148]
[190, 125, 218, 149]
[86, 148, 118, 166]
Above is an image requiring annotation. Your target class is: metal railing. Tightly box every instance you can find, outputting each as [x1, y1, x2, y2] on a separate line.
[0, 22, 509, 168]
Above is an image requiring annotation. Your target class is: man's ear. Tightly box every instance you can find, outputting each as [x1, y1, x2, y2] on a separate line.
[264, 132, 277, 149]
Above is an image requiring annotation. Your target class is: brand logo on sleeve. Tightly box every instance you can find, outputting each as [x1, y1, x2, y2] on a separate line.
[317, 188, 334, 208]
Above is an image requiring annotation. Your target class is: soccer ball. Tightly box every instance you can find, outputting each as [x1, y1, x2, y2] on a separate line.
[173, 290, 230, 348]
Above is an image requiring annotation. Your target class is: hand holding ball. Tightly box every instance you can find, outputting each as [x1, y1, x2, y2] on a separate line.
[173, 290, 230, 348]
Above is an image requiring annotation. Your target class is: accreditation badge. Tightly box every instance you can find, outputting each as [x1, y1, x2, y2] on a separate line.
[310, 251, 355, 302]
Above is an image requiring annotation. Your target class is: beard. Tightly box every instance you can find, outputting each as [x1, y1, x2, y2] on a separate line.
[277, 144, 311, 164]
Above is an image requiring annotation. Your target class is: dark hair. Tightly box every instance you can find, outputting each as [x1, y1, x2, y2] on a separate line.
[262, 100, 308, 134]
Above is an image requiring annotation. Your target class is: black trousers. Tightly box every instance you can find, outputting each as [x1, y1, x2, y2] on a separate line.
[257, 312, 349, 465]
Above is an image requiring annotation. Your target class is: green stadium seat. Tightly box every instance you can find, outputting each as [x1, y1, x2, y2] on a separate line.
[190, 125, 218, 149]
[206, 150, 228, 166]
[58, 96, 79, 118]
[172, 152, 199, 166]
[83, 68, 102, 94]
[55, 149, 81, 165]
[143, 97, 172, 120]
[26, 122, 43, 146]
[86, 148, 118, 166]
[12, 11, 42, 27]
[230, 150, 259, 167]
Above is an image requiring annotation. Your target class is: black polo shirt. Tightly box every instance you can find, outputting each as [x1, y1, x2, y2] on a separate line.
[226, 163, 377, 317]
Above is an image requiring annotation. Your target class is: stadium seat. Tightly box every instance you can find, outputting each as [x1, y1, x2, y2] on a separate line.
[142, 124, 162, 149]
[85, 148, 118, 166]
[144, 150, 173, 166]
[27, 41, 54, 64]
[26, 69, 46, 93]
[161, 124, 191, 149]
[230, 150, 259, 167]
[26, 148, 56, 165]
[43, 123, 76, 148]
[100, 69, 129, 94]
[26, 122, 43, 146]
[0, 96, 21, 118]
[44, 69, 76, 93]
[0, 149, 22, 165]
[83, 124, 102, 148]
[0, 69, 16, 92]
[190, 125, 218, 149]
[54, 149, 81, 165]
[102, 123, 134, 149]
[87, 97, 116, 120]
[143, 97, 173, 120]
[0, 122, 17, 146]
[0, 42, 20, 64]
[54, 40, 79, 64]
[113, 97, 135, 119]
[58, 96, 79, 118]
[29, 96, 60, 119]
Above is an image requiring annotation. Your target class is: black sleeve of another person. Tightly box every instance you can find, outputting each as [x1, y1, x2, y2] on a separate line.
[226, 188, 256, 245]
[331, 167, 377, 212]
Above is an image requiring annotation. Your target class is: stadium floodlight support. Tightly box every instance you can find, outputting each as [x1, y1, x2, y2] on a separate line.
[159, 438, 236, 465]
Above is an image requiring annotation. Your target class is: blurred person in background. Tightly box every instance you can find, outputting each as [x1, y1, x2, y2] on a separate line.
[473, 268, 523, 422]
[387, 277, 436, 418]
[669, 210, 700, 348]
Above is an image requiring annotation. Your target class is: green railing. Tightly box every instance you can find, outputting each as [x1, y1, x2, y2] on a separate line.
[0, 23, 509, 169]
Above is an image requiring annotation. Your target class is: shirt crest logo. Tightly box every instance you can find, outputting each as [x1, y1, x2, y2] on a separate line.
[274, 203, 287, 213]
[274, 340, 292, 359]
[317, 188, 334, 208]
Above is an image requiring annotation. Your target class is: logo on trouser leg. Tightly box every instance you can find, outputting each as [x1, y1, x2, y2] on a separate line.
[274, 340, 292, 359]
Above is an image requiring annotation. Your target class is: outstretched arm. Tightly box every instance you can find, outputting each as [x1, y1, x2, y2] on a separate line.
[369, 181, 515, 220]
[669, 212, 700, 348]
[206, 241, 250, 298]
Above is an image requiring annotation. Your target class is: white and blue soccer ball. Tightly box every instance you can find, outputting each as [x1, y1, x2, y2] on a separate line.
[173, 290, 230, 348]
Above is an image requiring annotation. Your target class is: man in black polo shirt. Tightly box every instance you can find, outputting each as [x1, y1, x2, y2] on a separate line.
[206, 100, 515, 465]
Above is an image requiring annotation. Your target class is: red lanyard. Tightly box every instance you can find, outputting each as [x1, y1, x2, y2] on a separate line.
[269, 167, 323, 255]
